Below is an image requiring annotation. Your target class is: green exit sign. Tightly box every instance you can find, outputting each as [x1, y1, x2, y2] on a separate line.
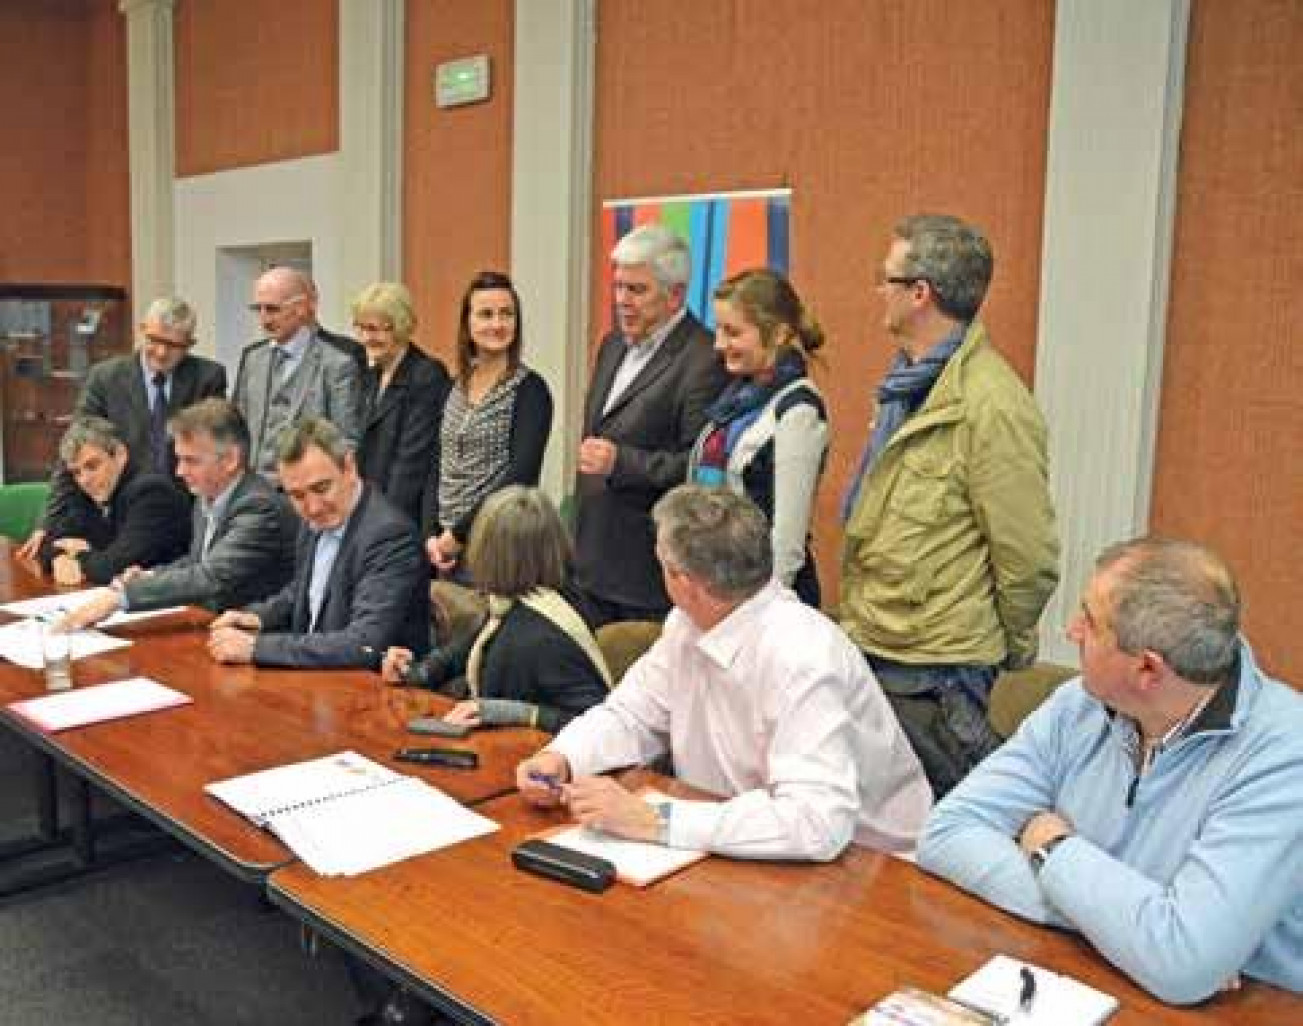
[435, 55, 491, 108]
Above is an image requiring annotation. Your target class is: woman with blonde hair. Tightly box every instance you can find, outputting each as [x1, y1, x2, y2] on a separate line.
[384, 486, 609, 732]
[688, 268, 828, 606]
[351, 281, 450, 524]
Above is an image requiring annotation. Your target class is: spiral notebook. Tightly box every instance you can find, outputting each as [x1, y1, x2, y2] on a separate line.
[205, 751, 498, 874]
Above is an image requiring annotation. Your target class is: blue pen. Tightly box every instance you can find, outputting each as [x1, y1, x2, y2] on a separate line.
[528, 770, 562, 792]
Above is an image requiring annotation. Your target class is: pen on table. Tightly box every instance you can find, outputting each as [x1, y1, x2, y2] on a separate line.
[1019, 965, 1037, 1012]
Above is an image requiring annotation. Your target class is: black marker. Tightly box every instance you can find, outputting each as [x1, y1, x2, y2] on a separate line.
[1019, 965, 1037, 1012]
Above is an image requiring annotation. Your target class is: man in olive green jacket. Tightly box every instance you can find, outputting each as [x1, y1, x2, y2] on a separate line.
[841, 214, 1059, 796]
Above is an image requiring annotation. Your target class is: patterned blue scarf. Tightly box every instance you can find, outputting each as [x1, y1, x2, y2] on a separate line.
[694, 350, 807, 487]
[840, 328, 964, 523]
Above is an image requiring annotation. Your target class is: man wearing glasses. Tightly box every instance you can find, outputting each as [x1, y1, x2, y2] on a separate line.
[232, 266, 362, 483]
[840, 214, 1060, 797]
[17, 296, 226, 561]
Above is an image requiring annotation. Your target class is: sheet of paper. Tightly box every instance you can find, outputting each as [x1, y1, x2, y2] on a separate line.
[206, 751, 404, 826]
[270, 777, 499, 877]
[0, 618, 131, 669]
[7, 677, 192, 732]
[949, 955, 1118, 1026]
[0, 590, 185, 627]
[546, 790, 707, 886]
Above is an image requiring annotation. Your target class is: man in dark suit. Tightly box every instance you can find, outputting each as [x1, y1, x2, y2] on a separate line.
[17, 296, 226, 560]
[54, 400, 298, 632]
[207, 417, 429, 669]
[574, 224, 727, 625]
[232, 267, 363, 482]
[38, 415, 191, 586]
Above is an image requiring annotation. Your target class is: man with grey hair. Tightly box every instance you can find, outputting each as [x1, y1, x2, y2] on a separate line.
[518, 484, 931, 861]
[919, 537, 1302, 1003]
[17, 295, 226, 561]
[207, 416, 428, 669]
[232, 266, 362, 483]
[37, 415, 190, 586]
[840, 213, 1060, 796]
[573, 223, 726, 625]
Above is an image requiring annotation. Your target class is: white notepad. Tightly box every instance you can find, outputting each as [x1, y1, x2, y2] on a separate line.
[7, 677, 192, 732]
[948, 955, 1118, 1025]
[543, 790, 707, 887]
[1, 589, 185, 628]
[0, 617, 131, 669]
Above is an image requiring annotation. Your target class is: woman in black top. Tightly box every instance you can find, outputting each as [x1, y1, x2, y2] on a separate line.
[352, 281, 451, 525]
[384, 486, 609, 734]
[421, 271, 552, 577]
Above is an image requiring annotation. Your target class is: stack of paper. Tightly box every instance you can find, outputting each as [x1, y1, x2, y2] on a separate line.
[207, 751, 498, 876]
[7, 677, 192, 731]
[0, 590, 185, 628]
[0, 617, 131, 669]
[544, 790, 707, 886]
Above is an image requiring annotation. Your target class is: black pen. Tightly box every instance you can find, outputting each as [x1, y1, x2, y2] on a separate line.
[1019, 965, 1037, 1012]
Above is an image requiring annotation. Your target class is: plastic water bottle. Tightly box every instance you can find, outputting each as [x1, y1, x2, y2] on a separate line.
[42, 625, 73, 691]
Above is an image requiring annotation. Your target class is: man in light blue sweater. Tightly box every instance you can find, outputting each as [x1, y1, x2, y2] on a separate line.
[918, 536, 1302, 1005]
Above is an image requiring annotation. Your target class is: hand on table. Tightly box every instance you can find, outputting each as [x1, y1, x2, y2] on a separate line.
[381, 646, 414, 683]
[52, 587, 121, 632]
[564, 776, 659, 842]
[15, 529, 46, 561]
[208, 627, 257, 664]
[51, 554, 85, 586]
[516, 750, 571, 808]
[443, 700, 482, 728]
[210, 609, 261, 632]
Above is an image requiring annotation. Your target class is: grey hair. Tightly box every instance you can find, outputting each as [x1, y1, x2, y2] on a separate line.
[893, 213, 993, 321]
[169, 398, 250, 467]
[652, 484, 772, 601]
[611, 224, 691, 290]
[275, 416, 352, 470]
[143, 296, 198, 338]
[1095, 537, 1241, 686]
[59, 415, 125, 465]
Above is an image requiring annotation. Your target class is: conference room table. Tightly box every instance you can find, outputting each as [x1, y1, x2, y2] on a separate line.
[0, 545, 547, 882]
[269, 771, 1299, 1026]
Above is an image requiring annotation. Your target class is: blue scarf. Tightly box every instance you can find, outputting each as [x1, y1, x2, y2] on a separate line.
[840, 328, 964, 523]
[694, 350, 807, 488]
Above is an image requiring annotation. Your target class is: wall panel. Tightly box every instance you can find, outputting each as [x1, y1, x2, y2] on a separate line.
[402, 0, 514, 367]
[593, 0, 1055, 599]
[174, 0, 339, 177]
[1153, 0, 1302, 682]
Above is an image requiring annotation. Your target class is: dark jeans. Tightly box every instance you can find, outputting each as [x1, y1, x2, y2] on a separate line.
[581, 590, 669, 630]
[865, 655, 1003, 798]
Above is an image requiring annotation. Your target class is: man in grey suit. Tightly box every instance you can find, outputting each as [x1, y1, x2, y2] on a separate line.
[55, 399, 297, 631]
[17, 296, 226, 560]
[232, 267, 363, 482]
[574, 224, 727, 625]
[207, 417, 429, 670]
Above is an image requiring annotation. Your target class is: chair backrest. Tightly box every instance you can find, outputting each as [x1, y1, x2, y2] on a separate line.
[595, 620, 663, 686]
[0, 482, 49, 542]
[987, 662, 1078, 739]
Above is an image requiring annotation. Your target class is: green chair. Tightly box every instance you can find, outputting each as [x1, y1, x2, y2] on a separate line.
[0, 481, 49, 542]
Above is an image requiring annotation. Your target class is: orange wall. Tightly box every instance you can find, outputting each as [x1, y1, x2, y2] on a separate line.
[402, 0, 515, 368]
[1152, 0, 1303, 683]
[174, 0, 338, 177]
[592, 0, 1055, 596]
[0, 0, 129, 289]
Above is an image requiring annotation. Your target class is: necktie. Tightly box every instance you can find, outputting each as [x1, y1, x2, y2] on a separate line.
[150, 372, 169, 474]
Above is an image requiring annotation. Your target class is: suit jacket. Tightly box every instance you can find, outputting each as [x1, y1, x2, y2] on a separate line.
[40, 464, 192, 585]
[358, 346, 450, 525]
[319, 326, 368, 376]
[232, 329, 364, 479]
[573, 312, 727, 611]
[123, 471, 298, 612]
[43, 351, 227, 527]
[245, 485, 430, 669]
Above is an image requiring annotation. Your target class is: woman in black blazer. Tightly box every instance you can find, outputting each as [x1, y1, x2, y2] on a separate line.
[351, 282, 451, 525]
[382, 486, 610, 734]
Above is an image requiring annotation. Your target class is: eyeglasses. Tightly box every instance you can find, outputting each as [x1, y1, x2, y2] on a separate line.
[247, 294, 304, 315]
[142, 333, 194, 350]
[875, 271, 929, 290]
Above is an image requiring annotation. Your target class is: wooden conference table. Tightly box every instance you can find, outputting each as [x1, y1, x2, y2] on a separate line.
[270, 772, 1299, 1026]
[0, 546, 546, 880]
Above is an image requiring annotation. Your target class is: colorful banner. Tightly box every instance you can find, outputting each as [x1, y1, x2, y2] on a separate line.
[600, 188, 791, 330]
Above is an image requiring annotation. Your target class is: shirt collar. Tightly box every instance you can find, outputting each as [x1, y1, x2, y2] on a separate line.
[200, 473, 242, 520]
[139, 351, 170, 388]
[693, 579, 784, 671]
[276, 325, 314, 362]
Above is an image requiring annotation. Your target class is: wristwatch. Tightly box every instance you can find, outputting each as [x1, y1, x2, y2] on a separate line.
[1029, 833, 1068, 873]
[652, 801, 672, 846]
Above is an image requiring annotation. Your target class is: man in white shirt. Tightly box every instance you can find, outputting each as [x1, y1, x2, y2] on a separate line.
[517, 484, 932, 861]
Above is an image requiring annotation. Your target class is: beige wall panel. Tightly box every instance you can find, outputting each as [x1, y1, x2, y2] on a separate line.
[1153, 0, 1303, 683]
